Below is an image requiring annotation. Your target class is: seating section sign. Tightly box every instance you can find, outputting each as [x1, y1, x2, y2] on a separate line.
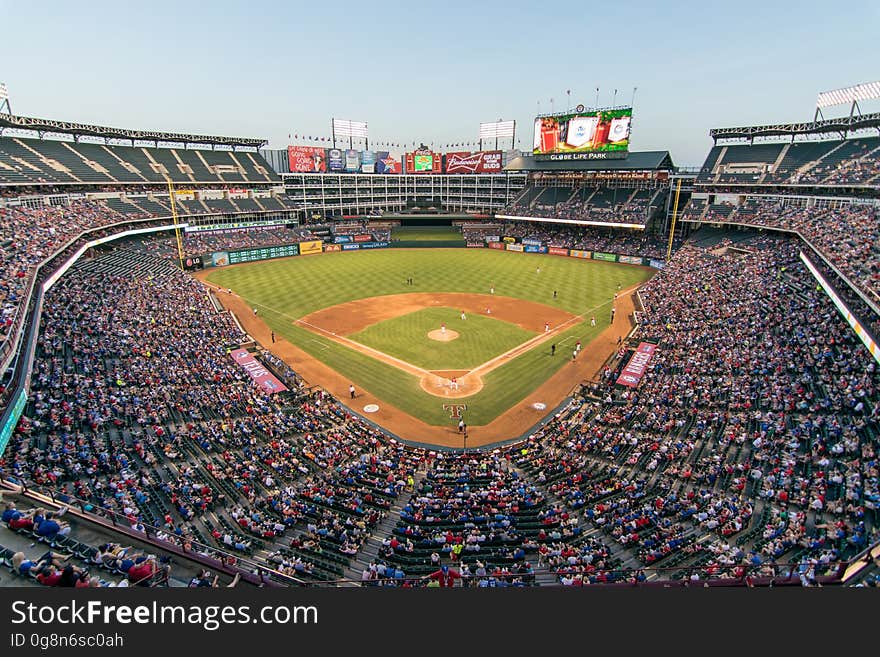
[616, 342, 657, 388]
[230, 349, 288, 395]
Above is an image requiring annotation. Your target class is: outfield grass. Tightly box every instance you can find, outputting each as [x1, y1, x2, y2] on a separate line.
[350, 306, 535, 371]
[391, 226, 464, 241]
[206, 249, 654, 426]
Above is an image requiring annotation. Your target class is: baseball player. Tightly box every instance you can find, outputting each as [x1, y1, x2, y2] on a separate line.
[460, 310, 466, 321]
[544, 322, 550, 333]
[441, 322, 446, 334]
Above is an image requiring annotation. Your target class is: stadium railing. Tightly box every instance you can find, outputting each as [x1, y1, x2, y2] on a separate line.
[0, 475, 305, 588]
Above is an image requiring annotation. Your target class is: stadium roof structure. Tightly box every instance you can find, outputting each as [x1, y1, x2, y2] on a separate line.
[709, 111, 880, 143]
[504, 150, 674, 172]
[0, 114, 267, 148]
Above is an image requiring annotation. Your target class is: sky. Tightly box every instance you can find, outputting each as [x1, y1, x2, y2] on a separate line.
[1, 0, 879, 166]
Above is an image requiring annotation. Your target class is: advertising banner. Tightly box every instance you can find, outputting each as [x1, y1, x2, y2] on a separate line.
[359, 241, 389, 249]
[592, 252, 618, 262]
[361, 150, 376, 174]
[230, 348, 288, 395]
[287, 146, 327, 173]
[506, 243, 524, 252]
[616, 342, 657, 388]
[618, 255, 643, 265]
[406, 150, 442, 174]
[502, 236, 516, 244]
[467, 242, 485, 248]
[533, 107, 632, 158]
[342, 243, 360, 251]
[183, 255, 203, 271]
[174, 189, 195, 201]
[344, 149, 361, 172]
[522, 238, 543, 247]
[0, 389, 27, 455]
[488, 242, 505, 250]
[324, 244, 342, 252]
[327, 148, 345, 172]
[333, 235, 352, 243]
[212, 251, 230, 267]
[227, 188, 249, 199]
[375, 151, 401, 174]
[524, 245, 548, 253]
[299, 240, 323, 255]
[353, 234, 372, 242]
[649, 258, 665, 270]
[569, 249, 591, 259]
[549, 247, 569, 256]
[444, 150, 503, 173]
[484, 235, 500, 243]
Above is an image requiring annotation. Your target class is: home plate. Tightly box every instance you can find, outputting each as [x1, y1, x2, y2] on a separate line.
[532, 402, 547, 411]
[363, 404, 380, 413]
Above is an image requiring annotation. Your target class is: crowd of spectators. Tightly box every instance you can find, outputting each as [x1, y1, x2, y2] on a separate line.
[0, 201, 130, 342]
[1, 196, 878, 586]
[504, 185, 662, 227]
[697, 198, 879, 304]
[462, 220, 678, 259]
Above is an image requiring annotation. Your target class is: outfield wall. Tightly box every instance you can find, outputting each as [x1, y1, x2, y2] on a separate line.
[203, 237, 663, 268]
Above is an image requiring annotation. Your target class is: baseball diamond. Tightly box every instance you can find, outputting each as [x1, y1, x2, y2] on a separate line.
[203, 248, 652, 446]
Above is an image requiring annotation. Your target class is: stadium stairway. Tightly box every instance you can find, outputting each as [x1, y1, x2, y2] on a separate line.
[341, 468, 429, 586]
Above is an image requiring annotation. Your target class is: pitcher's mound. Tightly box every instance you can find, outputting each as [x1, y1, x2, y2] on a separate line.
[428, 329, 459, 342]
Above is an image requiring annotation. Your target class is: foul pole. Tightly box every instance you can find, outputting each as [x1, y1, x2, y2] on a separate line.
[166, 178, 185, 271]
[666, 178, 682, 262]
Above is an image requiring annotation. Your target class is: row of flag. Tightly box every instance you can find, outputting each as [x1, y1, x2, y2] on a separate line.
[286, 134, 519, 148]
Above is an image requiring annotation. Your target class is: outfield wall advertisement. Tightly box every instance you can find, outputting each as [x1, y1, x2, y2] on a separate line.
[569, 249, 591, 259]
[592, 252, 618, 262]
[299, 240, 323, 255]
[549, 247, 570, 256]
[506, 243, 524, 252]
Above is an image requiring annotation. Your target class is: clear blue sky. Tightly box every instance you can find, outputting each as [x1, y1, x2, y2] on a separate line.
[2, 0, 879, 165]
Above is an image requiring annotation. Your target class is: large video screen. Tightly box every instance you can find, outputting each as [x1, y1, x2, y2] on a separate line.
[533, 108, 631, 159]
[405, 151, 441, 173]
[413, 154, 433, 172]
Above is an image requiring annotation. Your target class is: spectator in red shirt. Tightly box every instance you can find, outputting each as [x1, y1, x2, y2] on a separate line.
[425, 565, 461, 588]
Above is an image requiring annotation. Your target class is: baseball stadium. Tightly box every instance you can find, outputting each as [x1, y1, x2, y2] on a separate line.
[0, 8, 879, 599]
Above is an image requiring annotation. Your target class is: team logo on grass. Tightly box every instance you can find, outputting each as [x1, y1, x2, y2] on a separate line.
[443, 403, 467, 419]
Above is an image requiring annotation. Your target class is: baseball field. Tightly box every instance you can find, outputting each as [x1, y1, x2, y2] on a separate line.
[203, 248, 653, 444]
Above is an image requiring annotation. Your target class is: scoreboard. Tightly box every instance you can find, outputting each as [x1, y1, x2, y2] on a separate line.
[227, 243, 300, 265]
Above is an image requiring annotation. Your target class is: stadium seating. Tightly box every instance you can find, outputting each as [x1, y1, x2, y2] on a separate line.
[0, 137, 280, 186]
[503, 183, 666, 227]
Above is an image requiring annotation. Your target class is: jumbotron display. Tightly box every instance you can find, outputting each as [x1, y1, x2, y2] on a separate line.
[533, 107, 632, 160]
